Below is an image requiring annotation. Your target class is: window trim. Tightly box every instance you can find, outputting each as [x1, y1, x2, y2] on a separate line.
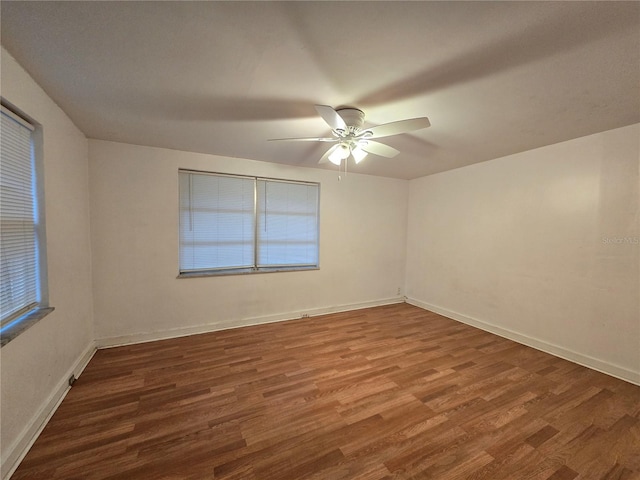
[177, 169, 320, 278]
[0, 100, 53, 347]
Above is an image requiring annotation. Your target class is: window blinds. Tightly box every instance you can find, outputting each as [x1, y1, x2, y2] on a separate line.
[256, 179, 319, 267]
[0, 109, 38, 324]
[179, 171, 319, 273]
[179, 172, 255, 271]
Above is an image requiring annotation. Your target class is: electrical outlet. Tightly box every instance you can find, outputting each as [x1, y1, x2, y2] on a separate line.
[397, 287, 401, 295]
[68, 374, 76, 387]
[301, 313, 310, 318]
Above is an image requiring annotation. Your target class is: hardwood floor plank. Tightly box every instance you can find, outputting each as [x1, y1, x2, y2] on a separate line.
[10, 304, 640, 479]
[525, 425, 560, 448]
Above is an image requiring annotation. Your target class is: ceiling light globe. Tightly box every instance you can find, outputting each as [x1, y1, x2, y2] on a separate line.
[329, 144, 350, 165]
[351, 146, 368, 164]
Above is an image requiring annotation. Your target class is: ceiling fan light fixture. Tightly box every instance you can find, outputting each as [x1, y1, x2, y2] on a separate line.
[351, 145, 368, 164]
[329, 143, 350, 165]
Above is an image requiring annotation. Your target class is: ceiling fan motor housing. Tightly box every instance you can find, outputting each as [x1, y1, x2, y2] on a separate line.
[336, 108, 365, 132]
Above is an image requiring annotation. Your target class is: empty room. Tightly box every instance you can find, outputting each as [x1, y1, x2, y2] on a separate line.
[1, 2, 638, 479]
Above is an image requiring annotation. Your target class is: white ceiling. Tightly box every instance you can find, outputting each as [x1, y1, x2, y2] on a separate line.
[1, 1, 638, 179]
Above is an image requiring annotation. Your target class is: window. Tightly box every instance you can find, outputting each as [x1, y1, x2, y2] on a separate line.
[1, 104, 51, 344]
[179, 170, 319, 276]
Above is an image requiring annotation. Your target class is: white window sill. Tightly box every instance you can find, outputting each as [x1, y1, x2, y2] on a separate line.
[1, 307, 55, 348]
[178, 266, 319, 278]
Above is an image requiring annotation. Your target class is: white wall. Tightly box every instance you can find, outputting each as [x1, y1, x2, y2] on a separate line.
[406, 124, 640, 384]
[0, 49, 95, 477]
[89, 140, 408, 345]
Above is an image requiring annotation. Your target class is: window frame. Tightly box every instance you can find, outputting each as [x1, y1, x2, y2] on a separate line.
[0, 101, 53, 347]
[177, 169, 320, 278]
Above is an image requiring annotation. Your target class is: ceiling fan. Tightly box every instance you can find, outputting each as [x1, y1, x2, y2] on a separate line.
[269, 105, 430, 166]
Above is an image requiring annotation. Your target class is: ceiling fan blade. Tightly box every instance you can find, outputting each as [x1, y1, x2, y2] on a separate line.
[365, 117, 430, 138]
[268, 137, 336, 142]
[319, 144, 339, 164]
[361, 140, 399, 158]
[315, 105, 347, 131]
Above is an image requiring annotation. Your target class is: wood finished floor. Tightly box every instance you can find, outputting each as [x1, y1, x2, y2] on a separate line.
[12, 304, 640, 479]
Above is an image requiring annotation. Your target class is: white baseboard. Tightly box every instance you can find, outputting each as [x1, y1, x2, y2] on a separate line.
[96, 297, 405, 349]
[1, 342, 97, 480]
[406, 297, 640, 386]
